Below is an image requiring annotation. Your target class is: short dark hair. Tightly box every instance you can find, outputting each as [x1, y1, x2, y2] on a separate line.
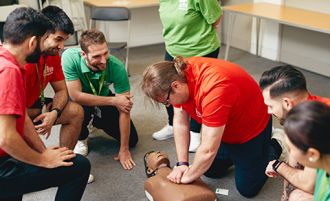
[3, 7, 53, 45]
[42, 5, 74, 35]
[79, 29, 106, 53]
[284, 101, 330, 154]
[259, 65, 307, 98]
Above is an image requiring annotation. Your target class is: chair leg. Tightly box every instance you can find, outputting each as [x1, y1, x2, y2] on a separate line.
[125, 46, 130, 76]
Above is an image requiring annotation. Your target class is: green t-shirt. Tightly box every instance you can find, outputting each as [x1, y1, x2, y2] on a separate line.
[61, 48, 130, 96]
[159, 0, 222, 58]
[314, 169, 330, 201]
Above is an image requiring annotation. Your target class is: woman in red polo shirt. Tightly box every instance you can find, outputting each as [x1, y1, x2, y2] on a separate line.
[141, 56, 281, 197]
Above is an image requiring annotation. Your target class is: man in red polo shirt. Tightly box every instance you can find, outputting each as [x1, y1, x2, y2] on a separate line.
[141, 56, 282, 198]
[0, 7, 90, 200]
[260, 65, 330, 201]
[25, 6, 83, 151]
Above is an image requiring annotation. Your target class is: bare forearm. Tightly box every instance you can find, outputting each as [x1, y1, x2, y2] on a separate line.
[71, 92, 115, 107]
[119, 111, 130, 151]
[173, 109, 190, 162]
[24, 114, 46, 153]
[52, 89, 68, 110]
[277, 162, 316, 193]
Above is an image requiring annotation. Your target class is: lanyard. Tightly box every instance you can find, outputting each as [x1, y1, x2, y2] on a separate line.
[84, 70, 106, 96]
[35, 59, 47, 105]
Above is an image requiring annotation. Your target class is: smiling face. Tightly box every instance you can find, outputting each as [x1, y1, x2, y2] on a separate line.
[43, 30, 69, 55]
[81, 42, 109, 72]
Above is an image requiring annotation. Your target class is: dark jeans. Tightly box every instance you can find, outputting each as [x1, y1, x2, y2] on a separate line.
[204, 117, 274, 198]
[164, 48, 220, 132]
[80, 103, 138, 148]
[0, 155, 90, 201]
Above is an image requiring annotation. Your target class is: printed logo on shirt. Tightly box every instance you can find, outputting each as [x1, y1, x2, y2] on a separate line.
[195, 108, 202, 118]
[44, 66, 54, 76]
[178, 0, 188, 11]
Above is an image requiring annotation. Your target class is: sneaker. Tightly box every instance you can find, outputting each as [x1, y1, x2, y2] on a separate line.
[152, 124, 173, 140]
[189, 131, 201, 153]
[272, 128, 289, 162]
[88, 174, 95, 184]
[74, 139, 88, 156]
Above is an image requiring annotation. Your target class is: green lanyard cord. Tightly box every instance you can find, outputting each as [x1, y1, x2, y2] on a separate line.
[84, 70, 106, 96]
[35, 59, 47, 105]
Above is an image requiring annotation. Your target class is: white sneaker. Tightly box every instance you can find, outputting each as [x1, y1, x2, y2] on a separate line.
[152, 124, 173, 140]
[272, 128, 289, 162]
[74, 139, 88, 156]
[88, 174, 95, 184]
[189, 131, 201, 153]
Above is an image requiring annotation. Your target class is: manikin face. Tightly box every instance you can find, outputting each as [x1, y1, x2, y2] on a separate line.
[43, 30, 69, 55]
[82, 42, 109, 72]
[262, 88, 289, 123]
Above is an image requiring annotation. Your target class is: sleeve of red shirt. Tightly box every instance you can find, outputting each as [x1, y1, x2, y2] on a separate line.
[49, 54, 65, 82]
[201, 83, 239, 127]
[0, 67, 25, 117]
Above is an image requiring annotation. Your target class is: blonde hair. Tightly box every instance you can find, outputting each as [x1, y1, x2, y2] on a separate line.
[141, 56, 187, 103]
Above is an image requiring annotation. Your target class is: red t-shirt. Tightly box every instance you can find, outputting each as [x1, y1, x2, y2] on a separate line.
[25, 53, 65, 107]
[174, 57, 270, 144]
[307, 93, 330, 106]
[0, 45, 26, 157]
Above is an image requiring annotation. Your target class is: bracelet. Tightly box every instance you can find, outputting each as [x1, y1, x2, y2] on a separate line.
[272, 160, 283, 172]
[50, 108, 62, 118]
[176, 161, 189, 167]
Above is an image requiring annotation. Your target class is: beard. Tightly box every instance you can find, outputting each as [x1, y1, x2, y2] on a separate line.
[279, 107, 289, 125]
[26, 39, 42, 63]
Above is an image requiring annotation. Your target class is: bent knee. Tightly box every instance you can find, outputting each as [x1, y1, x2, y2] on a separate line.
[73, 154, 91, 174]
[62, 102, 84, 121]
[288, 189, 313, 201]
[236, 179, 267, 198]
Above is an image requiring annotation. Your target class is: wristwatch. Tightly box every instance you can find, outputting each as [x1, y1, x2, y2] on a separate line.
[176, 161, 189, 167]
[50, 108, 62, 118]
[272, 159, 283, 172]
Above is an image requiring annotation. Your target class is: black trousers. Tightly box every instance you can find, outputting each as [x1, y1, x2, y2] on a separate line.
[164, 48, 220, 132]
[80, 104, 138, 148]
[204, 117, 280, 198]
[0, 155, 90, 201]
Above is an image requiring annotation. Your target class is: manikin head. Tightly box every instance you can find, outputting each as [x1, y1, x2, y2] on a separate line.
[259, 65, 308, 124]
[144, 151, 170, 178]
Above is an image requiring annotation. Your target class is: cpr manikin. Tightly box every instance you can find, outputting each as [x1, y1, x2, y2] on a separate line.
[144, 151, 217, 201]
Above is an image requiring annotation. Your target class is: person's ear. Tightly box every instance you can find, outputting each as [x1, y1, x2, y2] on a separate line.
[27, 36, 37, 52]
[307, 148, 320, 163]
[80, 50, 87, 59]
[282, 97, 294, 111]
[171, 80, 182, 91]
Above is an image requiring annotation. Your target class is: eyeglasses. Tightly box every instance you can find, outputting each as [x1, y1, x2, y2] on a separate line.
[161, 87, 172, 107]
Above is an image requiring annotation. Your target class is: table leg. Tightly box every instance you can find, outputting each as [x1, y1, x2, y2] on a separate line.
[224, 12, 237, 61]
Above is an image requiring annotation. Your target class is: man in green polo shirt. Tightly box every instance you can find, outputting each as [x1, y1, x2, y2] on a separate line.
[61, 29, 138, 170]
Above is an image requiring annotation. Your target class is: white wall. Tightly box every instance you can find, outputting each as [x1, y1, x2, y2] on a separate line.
[84, 5, 164, 47]
[222, 0, 330, 77]
[279, 0, 330, 77]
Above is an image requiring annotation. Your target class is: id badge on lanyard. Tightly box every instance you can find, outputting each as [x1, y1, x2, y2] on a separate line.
[84, 71, 106, 119]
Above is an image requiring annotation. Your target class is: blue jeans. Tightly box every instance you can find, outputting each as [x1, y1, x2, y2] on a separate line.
[164, 48, 220, 132]
[0, 155, 90, 201]
[204, 118, 273, 198]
